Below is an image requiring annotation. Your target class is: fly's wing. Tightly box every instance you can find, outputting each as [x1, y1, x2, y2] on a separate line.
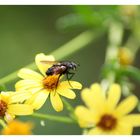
[40, 60, 58, 64]
[35, 53, 55, 76]
[40, 60, 63, 66]
[41, 60, 65, 79]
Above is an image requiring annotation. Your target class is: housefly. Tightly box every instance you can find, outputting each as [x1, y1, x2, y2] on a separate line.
[41, 60, 78, 87]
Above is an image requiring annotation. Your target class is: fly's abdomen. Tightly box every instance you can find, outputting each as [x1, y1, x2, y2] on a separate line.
[46, 67, 54, 75]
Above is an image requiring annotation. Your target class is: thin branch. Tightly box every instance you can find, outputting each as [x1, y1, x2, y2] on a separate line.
[32, 113, 75, 124]
[0, 30, 105, 85]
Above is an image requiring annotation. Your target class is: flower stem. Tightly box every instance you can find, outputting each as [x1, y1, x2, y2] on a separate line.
[62, 98, 74, 112]
[0, 30, 104, 85]
[105, 22, 124, 63]
[62, 98, 77, 121]
[32, 113, 75, 124]
[101, 22, 124, 93]
[0, 119, 7, 128]
[52, 30, 100, 60]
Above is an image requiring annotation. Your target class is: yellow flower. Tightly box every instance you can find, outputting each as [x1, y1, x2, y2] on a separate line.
[1, 120, 33, 135]
[75, 83, 140, 135]
[0, 91, 33, 122]
[16, 53, 82, 112]
[118, 47, 134, 66]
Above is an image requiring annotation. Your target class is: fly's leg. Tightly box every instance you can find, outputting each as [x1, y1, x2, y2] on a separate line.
[56, 74, 61, 87]
[54, 74, 61, 96]
[66, 72, 75, 88]
[68, 72, 75, 80]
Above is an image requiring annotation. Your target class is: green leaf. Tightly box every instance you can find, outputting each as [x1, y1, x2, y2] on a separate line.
[56, 6, 120, 31]
[73, 5, 95, 25]
[0, 84, 7, 92]
[119, 66, 140, 82]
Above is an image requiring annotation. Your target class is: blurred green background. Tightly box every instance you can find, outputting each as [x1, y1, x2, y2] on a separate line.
[0, 5, 140, 135]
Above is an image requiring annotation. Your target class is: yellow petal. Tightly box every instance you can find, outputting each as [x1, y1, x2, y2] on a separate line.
[59, 81, 82, 89]
[26, 90, 49, 110]
[81, 88, 94, 108]
[75, 106, 98, 128]
[115, 95, 138, 117]
[25, 93, 38, 105]
[116, 121, 133, 135]
[9, 91, 32, 104]
[106, 84, 121, 111]
[15, 80, 43, 94]
[8, 104, 33, 115]
[16, 80, 43, 89]
[81, 85, 105, 113]
[50, 93, 63, 112]
[94, 129, 119, 135]
[90, 83, 102, 95]
[88, 125, 132, 135]
[35, 53, 55, 76]
[121, 114, 140, 127]
[18, 68, 43, 81]
[57, 89, 76, 99]
[88, 127, 103, 135]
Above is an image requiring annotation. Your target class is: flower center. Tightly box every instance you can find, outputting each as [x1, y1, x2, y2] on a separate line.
[97, 114, 117, 131]
[0, 100, 7, 117]
[43, 75, 59, 90]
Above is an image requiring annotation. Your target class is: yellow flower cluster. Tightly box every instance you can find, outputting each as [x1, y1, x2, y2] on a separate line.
[75, 83, 140, 135]
[0, 53, 82, 127]
[0, 91, 33, 122]
[1, 51, 140, 135]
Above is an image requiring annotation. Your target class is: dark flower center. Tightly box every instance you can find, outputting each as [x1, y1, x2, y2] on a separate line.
[43, 75, 59, 90]
[97, 114, 117, 131]
[0, 100, 7, 117]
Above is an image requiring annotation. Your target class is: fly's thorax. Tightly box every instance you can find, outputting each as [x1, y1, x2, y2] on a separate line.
[61, 61, 77, 70]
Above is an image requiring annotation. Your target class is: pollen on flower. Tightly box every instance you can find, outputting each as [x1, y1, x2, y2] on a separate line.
[43, 75, 59, 90]
[97, 114, 117, 131]
[0, 100, 7, 117]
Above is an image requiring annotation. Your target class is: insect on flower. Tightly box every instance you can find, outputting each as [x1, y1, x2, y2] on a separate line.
[16, 53, 82, 112]
[41, 60, 79, 87]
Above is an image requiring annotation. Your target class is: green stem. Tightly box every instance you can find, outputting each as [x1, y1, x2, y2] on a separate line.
[0, 119, 7, 128]
[105, 22, 124, 63]
[124, 36, 140, 58]
[52, 30, 98, 60]
[62, 98, 77, 121]
[32, 113, 75, 124]
[0, 30, 104, 85]
[101, 22, 124, 92]
[62, 98, 74, 112]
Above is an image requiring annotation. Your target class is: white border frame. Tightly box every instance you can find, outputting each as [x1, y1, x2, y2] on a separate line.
[0, 136, 140, 140]
[0, 0, 139, 5]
